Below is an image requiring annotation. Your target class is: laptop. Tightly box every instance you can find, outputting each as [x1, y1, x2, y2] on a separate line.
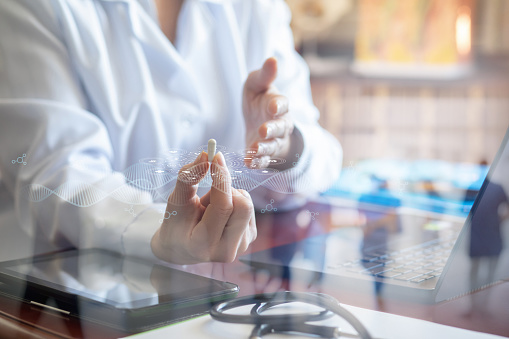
[242, 128, 509, 303]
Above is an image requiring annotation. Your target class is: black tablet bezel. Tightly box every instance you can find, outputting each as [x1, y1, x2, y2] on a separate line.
[0, 249, 239, 332]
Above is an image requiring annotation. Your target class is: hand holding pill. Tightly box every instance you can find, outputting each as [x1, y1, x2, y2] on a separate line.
[151, 150, 257, 264]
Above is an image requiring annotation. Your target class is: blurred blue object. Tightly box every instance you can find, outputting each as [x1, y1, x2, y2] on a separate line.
[324, 159, 489, 216]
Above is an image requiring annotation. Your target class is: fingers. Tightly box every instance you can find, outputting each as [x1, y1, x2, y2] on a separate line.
[246, 155, 271, 169]
[199, 190, 211, 207]
[210, 152, 232, 205]
[197, 189, 256, 263]
[242, 57, 293, 168]
[153, 155, 257, 264]
[245, 57, 278, 94]
[194, 159, 256, 262]
[167, 151, 209, 207]
[259, 118, 294, 140]
[241, 209, 257, 255]
[253, 139, 283, 158]
[200, 152, 233, 233]
[265, 94, 289, 117]
[152, 152, 209, 265]
[235, 190, 257, 256]
[245, 118, 294, 166]
[211, 189, 257, 262]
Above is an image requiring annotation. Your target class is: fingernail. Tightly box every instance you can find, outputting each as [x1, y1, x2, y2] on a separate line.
[277, 100, 288, 114]
[265, 125, 272, 139]
[257, 143, 266, 155]
[214, 151, 226, 167]
[194, 151, 206, 164]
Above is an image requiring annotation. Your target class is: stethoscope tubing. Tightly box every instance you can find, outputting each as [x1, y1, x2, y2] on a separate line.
[210, 291, 373, 339]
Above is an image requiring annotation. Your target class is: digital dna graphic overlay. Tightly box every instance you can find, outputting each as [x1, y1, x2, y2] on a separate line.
[21, 144, 327, 207]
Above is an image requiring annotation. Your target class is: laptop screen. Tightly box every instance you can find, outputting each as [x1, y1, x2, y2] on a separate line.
[436, 129, 509, 302]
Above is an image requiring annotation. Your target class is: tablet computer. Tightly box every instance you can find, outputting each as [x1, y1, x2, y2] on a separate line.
[0, 249, 238, 333]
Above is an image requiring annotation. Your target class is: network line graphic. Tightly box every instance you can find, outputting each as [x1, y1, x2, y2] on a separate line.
[12, 153, 27, 165]
[22, 144, 327, 207]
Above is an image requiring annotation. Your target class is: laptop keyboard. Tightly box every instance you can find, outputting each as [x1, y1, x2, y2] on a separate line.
[327, 238, 456, 284]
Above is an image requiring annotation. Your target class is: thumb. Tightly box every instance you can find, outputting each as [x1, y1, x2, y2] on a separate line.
[168, 151, 209, 206]
[245, 57, 278, 93]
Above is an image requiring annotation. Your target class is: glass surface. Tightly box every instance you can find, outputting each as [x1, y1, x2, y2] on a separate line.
[436, 131, 509, 301]
[2, 250, 218, 308]
[242, 130, 509, 304]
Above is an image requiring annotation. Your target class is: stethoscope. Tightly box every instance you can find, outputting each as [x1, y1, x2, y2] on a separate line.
[210, 291, 373, 339]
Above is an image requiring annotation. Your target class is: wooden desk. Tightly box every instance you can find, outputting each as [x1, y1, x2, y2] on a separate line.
[1, 201, 508, 338]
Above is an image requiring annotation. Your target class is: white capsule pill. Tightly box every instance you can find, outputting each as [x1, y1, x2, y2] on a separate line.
[208, 139, 216, 162]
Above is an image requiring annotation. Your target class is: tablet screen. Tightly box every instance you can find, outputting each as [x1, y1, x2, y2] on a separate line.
[0, 249, 236, 309]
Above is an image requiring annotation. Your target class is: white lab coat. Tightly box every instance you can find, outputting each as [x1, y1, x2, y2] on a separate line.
[0, 0, 342, 261]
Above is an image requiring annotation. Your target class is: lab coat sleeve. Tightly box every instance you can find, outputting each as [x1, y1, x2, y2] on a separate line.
[270, 0, 343, 191]
[244, 0, 343, 209]
[0, 0, 159, 261]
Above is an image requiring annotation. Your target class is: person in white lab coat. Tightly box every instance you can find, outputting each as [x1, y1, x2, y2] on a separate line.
[0, 0, 342, 264]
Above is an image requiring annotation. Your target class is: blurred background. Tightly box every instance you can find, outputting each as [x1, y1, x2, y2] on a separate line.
[286, 0, 509, 215]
